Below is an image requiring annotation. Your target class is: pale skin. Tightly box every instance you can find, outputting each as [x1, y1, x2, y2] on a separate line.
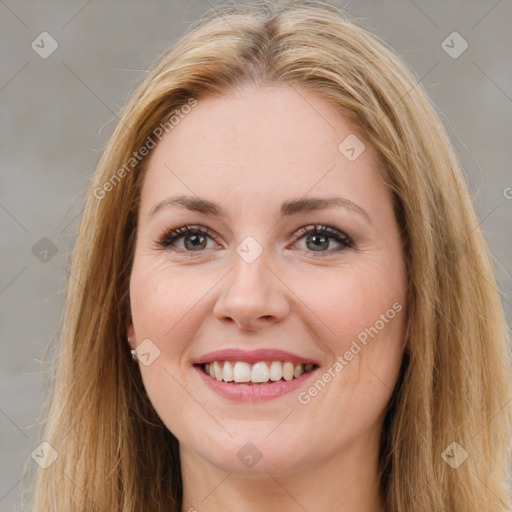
[127, 83, 407, 512]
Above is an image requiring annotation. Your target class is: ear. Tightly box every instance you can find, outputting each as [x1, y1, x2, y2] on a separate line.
[126, 320, 136, 350]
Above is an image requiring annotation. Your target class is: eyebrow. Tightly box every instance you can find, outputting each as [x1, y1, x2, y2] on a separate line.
[146, 194, 370, 223]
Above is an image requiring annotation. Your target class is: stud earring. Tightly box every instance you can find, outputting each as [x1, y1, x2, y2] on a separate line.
[128, 337, 137, 361]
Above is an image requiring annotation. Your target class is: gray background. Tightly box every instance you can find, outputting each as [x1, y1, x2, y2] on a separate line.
[1, 0, 511, 509]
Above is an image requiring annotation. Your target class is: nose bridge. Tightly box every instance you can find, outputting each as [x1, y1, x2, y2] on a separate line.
[213, 237, 290, 329]
[232, 241, 271, 292]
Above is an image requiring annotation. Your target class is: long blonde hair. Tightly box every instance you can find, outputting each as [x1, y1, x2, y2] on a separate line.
[30, 1, 512, 510]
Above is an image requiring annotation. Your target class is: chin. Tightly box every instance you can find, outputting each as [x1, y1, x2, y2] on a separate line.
[184, 432, 307, 476]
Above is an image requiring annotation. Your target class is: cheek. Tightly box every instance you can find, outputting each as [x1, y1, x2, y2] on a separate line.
[129, 260, 209, 438]
[129, 256, 208, 348]
[290, 267, 405, 443]
[290, 259, 406, 417]
[291, 260, 406, 347]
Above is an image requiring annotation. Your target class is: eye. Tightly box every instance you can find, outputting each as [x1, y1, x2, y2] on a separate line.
[154, 223, 354, 257]
[292, 224, 353, 255]
[155, 225, 218, 255]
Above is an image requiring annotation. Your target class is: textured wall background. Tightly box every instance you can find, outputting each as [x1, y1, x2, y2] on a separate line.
[1, 0, 511, 509]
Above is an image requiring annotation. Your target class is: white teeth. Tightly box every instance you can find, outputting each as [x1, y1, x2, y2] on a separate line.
[251, 362, 270, 383]
[222, 361, 234, 382]
[213, 361, 223, 381]
[269, 361, 283, 381]
[233, 361, 252, 382]
[282, 362, 294, 381]
[203, 360, 315, 383]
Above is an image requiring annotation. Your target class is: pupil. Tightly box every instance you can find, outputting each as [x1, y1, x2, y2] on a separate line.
[186, 234, 206, 250]
[307, 234, 328, 251]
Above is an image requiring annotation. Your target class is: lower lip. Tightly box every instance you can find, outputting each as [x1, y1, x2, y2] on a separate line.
[194, 365, 317, 401]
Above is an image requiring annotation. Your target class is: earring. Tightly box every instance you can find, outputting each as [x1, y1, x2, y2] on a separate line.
[128, 337, 138, 361]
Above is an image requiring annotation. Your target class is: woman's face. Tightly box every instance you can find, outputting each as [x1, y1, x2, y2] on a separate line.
[127, 83, 407, 476]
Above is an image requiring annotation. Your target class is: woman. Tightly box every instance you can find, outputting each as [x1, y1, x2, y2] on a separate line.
[32, 1, 512, 510]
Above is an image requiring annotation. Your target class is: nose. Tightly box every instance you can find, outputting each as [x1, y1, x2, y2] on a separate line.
[213, 248, 291, 332]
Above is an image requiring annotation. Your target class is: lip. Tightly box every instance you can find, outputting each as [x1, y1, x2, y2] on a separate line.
[194, 365, 318, 401]
[192, 348, 319, 365]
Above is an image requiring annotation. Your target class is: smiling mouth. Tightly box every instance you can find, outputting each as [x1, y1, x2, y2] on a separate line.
[199, 360, 318, 385]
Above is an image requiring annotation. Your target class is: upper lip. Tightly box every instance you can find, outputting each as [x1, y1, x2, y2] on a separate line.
[193, 348, 319, 365]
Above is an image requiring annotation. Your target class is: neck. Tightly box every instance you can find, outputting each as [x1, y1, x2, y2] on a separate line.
[180, 429, 385, 512]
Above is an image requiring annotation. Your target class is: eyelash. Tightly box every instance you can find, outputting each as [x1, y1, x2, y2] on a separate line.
[153, 223, 354, 258]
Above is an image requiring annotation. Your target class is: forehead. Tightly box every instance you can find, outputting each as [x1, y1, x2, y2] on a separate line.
[139, 83, 388, 217]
